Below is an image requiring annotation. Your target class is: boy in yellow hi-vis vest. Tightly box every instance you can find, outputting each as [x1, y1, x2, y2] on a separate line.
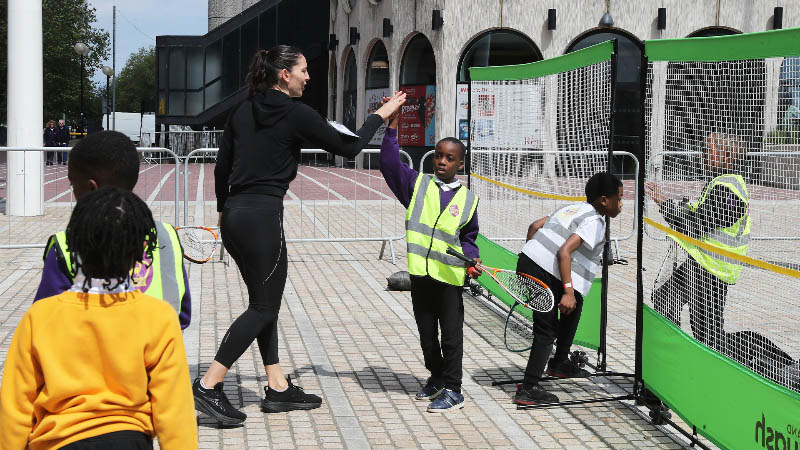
[33, 131, 191, 329]
[646, 132, 750, 351]
[379, 98, 481, 413]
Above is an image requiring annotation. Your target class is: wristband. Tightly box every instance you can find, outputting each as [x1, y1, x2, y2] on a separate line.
[563, 282, 573, 289]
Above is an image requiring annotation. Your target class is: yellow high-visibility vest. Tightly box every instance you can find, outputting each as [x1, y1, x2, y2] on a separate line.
[406, 174, 478, 286]
[47, 221, 186, 312]
[670, 174, 751, 284]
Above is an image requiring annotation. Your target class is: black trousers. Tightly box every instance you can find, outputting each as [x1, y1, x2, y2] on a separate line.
[410, 275, 464, 392]
[516, 253, 584, 385]
[62, 431, 153, 450]
[652, 257, 728, 351]
[215, 193, 286, 367]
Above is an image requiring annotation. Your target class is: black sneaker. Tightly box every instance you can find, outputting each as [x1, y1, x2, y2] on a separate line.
[545, 357, 592, 378]
[513, 383, 559, 406]
[192, 378, 247, 425]
[260, 377, 322, 413]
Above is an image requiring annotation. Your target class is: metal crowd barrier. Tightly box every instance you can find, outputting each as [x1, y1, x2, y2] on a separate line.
[420, 149, 641, 246]
[0, 147, 180, 249]
[183, 148, 412, 264]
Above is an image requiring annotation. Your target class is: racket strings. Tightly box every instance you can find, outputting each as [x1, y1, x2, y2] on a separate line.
[493, 270, 554, 312]
[177, 228, 216, 263]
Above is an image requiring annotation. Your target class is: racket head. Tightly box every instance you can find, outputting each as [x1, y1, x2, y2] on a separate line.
[175, 226, 218, 264]
[488, 268, 555, 313]
[503, 304, 535, 353]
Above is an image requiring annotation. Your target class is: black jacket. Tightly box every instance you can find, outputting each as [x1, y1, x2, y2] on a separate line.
[56, 125, 70, 146]
[659, 176, 747, 240]
[215, 90, 383, 211]
[43, 127, 58, 147]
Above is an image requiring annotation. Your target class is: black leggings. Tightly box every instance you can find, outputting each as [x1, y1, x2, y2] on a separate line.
[215, 193, 287, 368]
[61, 431, 152, 450]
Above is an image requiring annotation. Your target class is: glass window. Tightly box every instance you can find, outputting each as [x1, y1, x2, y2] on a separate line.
[400, 35, 435, 85]
[567, 30, 644, 165]
[343, 50, 358, 132]
[158, 48, 168, 89]
[222, 29, 241, 97]
[187, 48, 204, 89]
[366, 41, 389, 89]
[186, 91, 203, 116]
[259, 8, 277, 50]
[168, 48, 186, 90]
[241, 18, 259, 85]
[277, 2, 290, 45]
[457, 30, 541, 82]
[205, 40, 222, 83]
[169, 91, 185, 116]
[205, 80, 222, 109]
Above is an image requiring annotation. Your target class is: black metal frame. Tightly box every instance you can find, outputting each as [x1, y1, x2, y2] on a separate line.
[478, 40, 636, 410]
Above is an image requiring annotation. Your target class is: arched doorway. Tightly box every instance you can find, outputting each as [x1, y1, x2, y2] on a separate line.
[456, 30, 542, 141]
[342, 48, 357, 133]
[365, 41, 390, 146]
[566, 29, 644, 172]
[329, 57, 337, 120]
[687, 27, 741, 38]
[399, 34, 436, 152]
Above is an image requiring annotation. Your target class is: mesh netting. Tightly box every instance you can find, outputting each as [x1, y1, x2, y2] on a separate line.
[469, 58, 635, 255]
[643, 56, 800, 392]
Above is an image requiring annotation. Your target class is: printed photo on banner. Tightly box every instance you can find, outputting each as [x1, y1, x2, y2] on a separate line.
[366, 88, 391, 145]
[456, 84, 469, 142]
[399, 85, 436, 146]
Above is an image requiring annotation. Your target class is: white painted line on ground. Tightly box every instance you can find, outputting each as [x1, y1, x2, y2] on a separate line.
[146, 168, 176, 204]
[303, 165, 394, 201]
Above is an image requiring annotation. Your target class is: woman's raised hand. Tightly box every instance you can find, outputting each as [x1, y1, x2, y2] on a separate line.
[375, 91, 407, 121]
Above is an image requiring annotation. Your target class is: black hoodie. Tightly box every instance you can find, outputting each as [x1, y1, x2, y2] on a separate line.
[215, 89, 383, 210]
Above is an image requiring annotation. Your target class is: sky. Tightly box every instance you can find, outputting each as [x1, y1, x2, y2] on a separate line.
[89, 0, 208, 84]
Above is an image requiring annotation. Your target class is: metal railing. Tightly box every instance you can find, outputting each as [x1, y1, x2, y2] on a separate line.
[0, 146, 180, 249]
[182, 148, 412, 264]
[422, 149, 641, 244]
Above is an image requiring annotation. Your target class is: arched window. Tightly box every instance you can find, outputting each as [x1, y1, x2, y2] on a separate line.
[687, 27, 741, 38]
[566, 29, 644, 168]
[329, 57, 337, 119]
[457, 30, 542, 83]
[342, 49, 357, 133]
[399, 35, 436, 147]
[366, 41, 390, 145]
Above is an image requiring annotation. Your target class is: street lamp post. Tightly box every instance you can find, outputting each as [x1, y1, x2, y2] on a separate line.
[102, 66, 114, 130]
[73, 42, 89, 139]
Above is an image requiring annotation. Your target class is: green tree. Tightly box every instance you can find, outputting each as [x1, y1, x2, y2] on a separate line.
[0, 0, 110, 127]
[115, 46, 155, 113]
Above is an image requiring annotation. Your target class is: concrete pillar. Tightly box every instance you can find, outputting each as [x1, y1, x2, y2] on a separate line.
[7, 0, 44, 216]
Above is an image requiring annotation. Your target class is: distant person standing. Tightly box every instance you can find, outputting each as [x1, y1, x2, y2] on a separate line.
[56, 119, 70, 164]
[43, 120, 58, 166]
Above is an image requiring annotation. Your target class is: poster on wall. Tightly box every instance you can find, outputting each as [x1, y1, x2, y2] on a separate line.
[399, 85, 436, 147]
[470, 81, 543, 148]
[455, 84, 469, 143]
[366, 87, 391, 145]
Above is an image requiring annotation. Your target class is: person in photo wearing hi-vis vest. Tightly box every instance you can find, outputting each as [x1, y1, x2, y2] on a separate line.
[379, 97, 481, 413]
[513, 173, 623, 406]
[646, 132, 750, 351]
[33, 131, 191, 330]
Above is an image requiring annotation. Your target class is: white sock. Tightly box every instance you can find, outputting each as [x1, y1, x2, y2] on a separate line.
[200, 379, 211, 390]
[271, 384, 288, 392]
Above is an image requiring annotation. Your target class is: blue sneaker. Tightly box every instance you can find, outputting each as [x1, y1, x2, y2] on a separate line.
[427, 389, 464, 413]
[415, 377, 444, 401]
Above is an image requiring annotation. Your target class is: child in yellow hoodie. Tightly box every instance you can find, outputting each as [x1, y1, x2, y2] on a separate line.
[0, 187, 198, 450]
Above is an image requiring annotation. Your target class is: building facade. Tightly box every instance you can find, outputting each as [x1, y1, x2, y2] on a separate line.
[322, 0, 799, 165]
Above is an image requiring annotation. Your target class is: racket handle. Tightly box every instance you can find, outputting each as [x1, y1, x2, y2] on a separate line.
[446, 247, 476, 266]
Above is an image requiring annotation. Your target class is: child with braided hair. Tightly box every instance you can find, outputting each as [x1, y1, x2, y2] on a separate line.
[0, 188, 197, 450]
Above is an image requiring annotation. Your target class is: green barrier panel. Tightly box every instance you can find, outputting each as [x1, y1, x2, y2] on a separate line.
[645, 27, 800, 62]
[470, 40, 613, 81]
[642, 305, 800, 450]
[475, 234, 601, 350]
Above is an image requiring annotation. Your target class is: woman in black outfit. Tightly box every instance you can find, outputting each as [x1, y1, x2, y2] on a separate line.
[192, 45, 406, 425]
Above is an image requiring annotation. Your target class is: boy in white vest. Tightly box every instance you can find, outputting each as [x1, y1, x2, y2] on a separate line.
[514, 172, 623, 405]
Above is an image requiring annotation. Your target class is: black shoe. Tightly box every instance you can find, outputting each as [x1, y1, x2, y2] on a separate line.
[261, 376, 322, 413]
[513, 383, 559, 406]
[192, 378, 247, 425]
[545, 357, 592, 378]
[415, 377, 444, 401]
